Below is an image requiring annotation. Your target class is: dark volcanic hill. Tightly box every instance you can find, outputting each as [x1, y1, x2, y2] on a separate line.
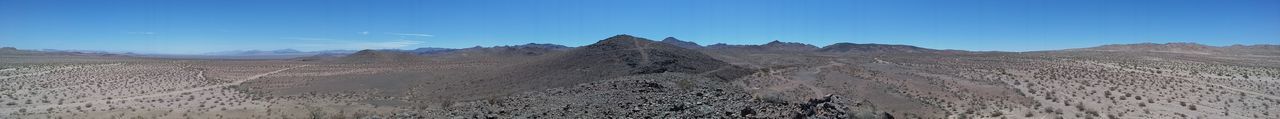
[336, 49, 426, 63]
[457, 35, 754, 100]
[705, 43, 759, 49]
[554, 35, 752, 79]
[817, 43, 933, 53]
[761, 40, 819, 51]
[660, 37, 703, 49]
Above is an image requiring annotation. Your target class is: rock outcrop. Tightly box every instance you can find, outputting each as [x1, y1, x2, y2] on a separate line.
[413, 73, 884, 119]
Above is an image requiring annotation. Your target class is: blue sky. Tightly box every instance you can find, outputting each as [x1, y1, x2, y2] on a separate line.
[1, 0, 1277, 54]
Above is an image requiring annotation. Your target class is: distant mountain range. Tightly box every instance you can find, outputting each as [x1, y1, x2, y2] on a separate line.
[817, 43, 933, 53]
[1070, 42, 1280, 55]
[202, 49, 357, 56]
[5, 37, 1277, 59]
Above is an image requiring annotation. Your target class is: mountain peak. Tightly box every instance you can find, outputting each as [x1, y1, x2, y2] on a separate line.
[592, 34, 656, 50]
[566, 35, 751, 79]
[662, 37, 679, 41]
[602, 34, 640, 41]
[659, 37, 703, 49]
[767, 40, 783, 44]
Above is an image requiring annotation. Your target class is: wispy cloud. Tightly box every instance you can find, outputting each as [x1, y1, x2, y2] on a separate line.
[386, 32, 433, 37]
[359, 31, 369, 35]
[285, 37, 423, 50]
[349, 39, 423, 49]
[125, 32, 156, 35]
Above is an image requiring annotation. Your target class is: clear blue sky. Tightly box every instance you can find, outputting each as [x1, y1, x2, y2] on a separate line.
[1, 0, 1277, 54]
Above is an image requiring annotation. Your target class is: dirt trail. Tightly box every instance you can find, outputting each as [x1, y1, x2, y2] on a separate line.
[795, 61, 845, 96]
[698, 65, 731, 76]
[1082, 61, 1280, 100]
[760, 61, 844, 99]
[0, 65, 306, 114]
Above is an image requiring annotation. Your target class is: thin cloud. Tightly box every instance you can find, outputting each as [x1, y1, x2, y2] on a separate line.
[359, 31, 369, 35]
[350, 39, 423, 49]
[286, 37, 423, 50]
[386, 32, 433, 37]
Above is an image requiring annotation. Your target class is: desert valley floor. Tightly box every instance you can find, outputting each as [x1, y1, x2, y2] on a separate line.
[2, 35, 1279, 119]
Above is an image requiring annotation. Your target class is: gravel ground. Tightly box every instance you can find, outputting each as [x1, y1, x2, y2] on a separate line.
[391, 73, 889, 119]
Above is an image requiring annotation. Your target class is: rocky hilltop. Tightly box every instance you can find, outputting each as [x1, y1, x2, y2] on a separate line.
[500, 35, 752, 81]
[761, 40, 820, 51]
[443, 35, 755, 101]
[660, 37, 704, 49]
[336, 49, 427, 63]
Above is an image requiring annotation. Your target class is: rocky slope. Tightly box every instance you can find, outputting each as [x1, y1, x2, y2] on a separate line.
[413, 73, 887, 119]
[507, 35, 752, 80]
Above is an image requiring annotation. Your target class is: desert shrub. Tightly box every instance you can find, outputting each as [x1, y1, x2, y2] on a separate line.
[1085, 110, 1099, 117]
[758, 93, 788, 104]
[309, 108, 326, 119]
[1075, 102, 1085, 111]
